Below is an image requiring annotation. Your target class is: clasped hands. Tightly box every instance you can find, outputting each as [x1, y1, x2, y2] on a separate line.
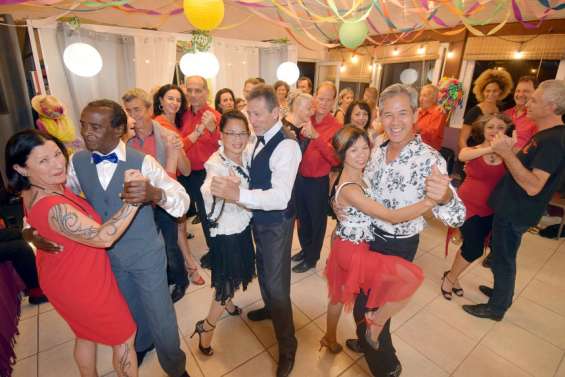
[210, 169, 241, 202]
[121, 169, 163, 206]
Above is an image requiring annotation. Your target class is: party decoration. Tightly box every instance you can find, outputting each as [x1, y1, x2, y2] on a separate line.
[276, 61, 300, 85]
[399, 68, 418, 85]
[437, 77, 464, 114]
[179, 51, 220, 78]
[183, 0, 224, 31]
[63, 42, 103, 77]
[338, 20, 368, 49]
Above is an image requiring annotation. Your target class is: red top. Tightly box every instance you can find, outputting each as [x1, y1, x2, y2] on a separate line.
[128, 132, 157, 157]
[180, 104, 221, 171]
[154, 114, 179, 133]
[458, 157, 506, 219]
[415, 105, 447, 151]
[28, 189, 136, 345]
[299, 113, 341, 177]
[504, 107, 537, 149]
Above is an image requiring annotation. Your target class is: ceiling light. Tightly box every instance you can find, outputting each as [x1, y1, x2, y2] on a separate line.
[351, 54, 359, 63]
[417, 45, 426, 55]
[447, 50, 455, 59]
[392, 47, 400, 56]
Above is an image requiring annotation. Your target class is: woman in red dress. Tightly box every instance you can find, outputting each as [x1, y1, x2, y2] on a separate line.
[322, 126, 431, 353]
[441, 113, 512, 299]
[6, 130, 139, 377]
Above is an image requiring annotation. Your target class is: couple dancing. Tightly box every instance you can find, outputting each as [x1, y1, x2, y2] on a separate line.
[207, 83, 465, 377]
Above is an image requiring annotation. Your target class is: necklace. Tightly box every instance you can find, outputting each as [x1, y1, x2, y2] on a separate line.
[30, 184, 93, 218]
[485, 153, 499, 164]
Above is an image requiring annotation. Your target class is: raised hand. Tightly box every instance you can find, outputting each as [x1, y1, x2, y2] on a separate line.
[491, 132, 515, 156]
[425, 165, 451, 203]
[202, 111, 217, 132]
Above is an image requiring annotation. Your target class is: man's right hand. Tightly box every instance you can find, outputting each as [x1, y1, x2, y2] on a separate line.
[22, 228, 62, 253]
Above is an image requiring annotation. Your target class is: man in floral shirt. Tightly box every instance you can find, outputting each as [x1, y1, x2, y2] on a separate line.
[344, 84, 466, 377]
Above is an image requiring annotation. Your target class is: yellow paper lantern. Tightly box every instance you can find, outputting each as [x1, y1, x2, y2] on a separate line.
[183, 0, 224, 31]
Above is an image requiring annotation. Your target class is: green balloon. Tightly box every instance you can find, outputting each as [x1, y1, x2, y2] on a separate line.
[339, 21, 369, 49]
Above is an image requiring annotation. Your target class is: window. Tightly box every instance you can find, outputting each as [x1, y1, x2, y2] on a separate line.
[379, 60, 435, 93]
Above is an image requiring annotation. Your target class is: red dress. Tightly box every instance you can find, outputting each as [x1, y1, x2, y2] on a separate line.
[28, 189, 136, 345]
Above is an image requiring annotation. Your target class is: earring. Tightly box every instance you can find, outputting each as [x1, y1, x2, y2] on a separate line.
[158, 104, 163, 111]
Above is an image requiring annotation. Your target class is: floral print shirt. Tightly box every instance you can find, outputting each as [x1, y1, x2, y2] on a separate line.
[364, 135, 466, 236]
[335, 180, 375, 244]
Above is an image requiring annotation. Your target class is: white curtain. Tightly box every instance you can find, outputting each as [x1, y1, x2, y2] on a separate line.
[134, 35, 177, 93]
[211, 39, 260, 99]
[38, 24, 136, 128]
[259, 45, 297, 86]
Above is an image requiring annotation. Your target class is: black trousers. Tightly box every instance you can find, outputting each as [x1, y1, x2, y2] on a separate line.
[0, 237, 40, 290]
[296, 174, 329, 265]
[154, 207, 189, 288]
[460, 215, 493, 263]
[253, 216, 297, 358]
[353, 232, 420, 377]
[178, 170, 211, 247]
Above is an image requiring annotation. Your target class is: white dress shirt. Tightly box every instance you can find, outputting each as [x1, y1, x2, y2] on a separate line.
[238, 120, 302, 211]
[67, 140, 190, 218]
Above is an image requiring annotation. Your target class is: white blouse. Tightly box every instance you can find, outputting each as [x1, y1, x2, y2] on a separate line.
[201, 147, 252, 236]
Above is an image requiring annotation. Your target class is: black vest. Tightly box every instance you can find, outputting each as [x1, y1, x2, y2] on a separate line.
[249, 129, 297, 224]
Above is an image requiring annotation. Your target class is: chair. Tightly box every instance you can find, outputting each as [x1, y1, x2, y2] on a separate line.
[548, 193, 565, 240]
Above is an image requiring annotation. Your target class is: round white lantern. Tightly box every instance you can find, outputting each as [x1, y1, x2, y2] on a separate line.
[63, 43, 103, 77]
[399, 68, 418, 85]
[276, 61, 300, 85]
[179, 51, 220, 79]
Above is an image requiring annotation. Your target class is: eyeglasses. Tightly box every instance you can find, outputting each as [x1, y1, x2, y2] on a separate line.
[222, 131, 249, 139]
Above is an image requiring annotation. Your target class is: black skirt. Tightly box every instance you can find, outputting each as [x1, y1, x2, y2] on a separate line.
[210, 225, 255, 304]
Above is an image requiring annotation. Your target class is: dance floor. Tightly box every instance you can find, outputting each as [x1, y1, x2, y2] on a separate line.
[12, 215, 565, 377]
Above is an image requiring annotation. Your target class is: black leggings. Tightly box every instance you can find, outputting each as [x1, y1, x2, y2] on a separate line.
[460, 215, 493, 262]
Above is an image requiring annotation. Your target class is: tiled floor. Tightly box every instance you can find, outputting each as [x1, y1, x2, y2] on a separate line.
[12, 216, 565, 377]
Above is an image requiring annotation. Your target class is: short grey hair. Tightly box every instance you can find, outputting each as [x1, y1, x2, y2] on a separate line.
[539, 80, 565, 116]
[185, 75, 208, 91]
[421, 84, 439, 101]
[378, 83, 419, 113]
[288, 91, 313, 112]
[122, 88, 152, 108]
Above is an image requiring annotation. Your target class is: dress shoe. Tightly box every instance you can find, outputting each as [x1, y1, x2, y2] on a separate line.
[186, 232, 195, 239]
[291, 250, 305, 262]
[179, 372, 191, 377]
[200, 252, 211, 269]
[247, 307, 271, 321]
[482, 253, 493, 268]
[345, 338, 363, 353]
[276, 354, 295, 377]
[389, 364, 402, 377]
[292, 261, 315, 273]
[136, 344, 155, 366]
[171, 283, 188, 303]
[479, 285, 493, 298]
[28, 294, 49, 305]
[462, 304, 504, 321]
[191, 215, 201, 225]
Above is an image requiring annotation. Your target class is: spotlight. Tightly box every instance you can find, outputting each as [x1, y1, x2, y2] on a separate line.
[392, 47, 400, 56]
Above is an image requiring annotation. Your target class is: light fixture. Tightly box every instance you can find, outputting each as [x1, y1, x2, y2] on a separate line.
[351, 54, 359, 63]
[447, 50, 455, 59]
[514, 50, 524, 59]
[392, 47, 400, 56]
[276, 61, 300, 85]
[417, 45, 426, 55]
[63, 42, 103, 77]
[496, 67, 503, 71]
[340, 64, 346, 73]
[179, 51, 220, 78]
[530, 68, 537, 73]
[368, 63, 373, 71]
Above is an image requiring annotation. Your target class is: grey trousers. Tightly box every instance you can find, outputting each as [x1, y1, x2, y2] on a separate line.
[111, 248, 186, 377]
[253, 216, 297, 358]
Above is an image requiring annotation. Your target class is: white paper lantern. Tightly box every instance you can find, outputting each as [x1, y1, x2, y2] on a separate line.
[63, 43, 103, 77]
[276, 61, 300, 85]
[399, 68, 418, 85]
[179, 51, 220, 79]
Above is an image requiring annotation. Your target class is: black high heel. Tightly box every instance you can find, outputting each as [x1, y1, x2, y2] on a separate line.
[441, 271, 453, 300]
[225, 301, 242, 316]
[190, 319, 215, 356]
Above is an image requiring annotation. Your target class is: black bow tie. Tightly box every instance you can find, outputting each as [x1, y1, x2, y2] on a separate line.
[257, 136, 265, 145]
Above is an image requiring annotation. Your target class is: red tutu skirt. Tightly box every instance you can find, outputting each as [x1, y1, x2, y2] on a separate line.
[325, 237, 424, 311]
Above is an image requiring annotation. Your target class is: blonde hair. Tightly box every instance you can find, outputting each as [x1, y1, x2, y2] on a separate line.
[472, 68, 513, 102]
[121, 88, 152, 108]
[338, 88, 354, 105]
[316, 81, 337, 98]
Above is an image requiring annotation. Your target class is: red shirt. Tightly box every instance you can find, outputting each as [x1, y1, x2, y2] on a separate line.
[415, 105, 447, 151]
[504, 107, 537, 149]
[180, 104, 221, 171]
[458, 157, 506, 219]
[299, 113, 340, 177]
[128, 132, 157, 157]
[154, 114, 179, 134]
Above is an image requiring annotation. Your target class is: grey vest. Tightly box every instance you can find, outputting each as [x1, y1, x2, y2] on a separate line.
[72, 147, 164, 269]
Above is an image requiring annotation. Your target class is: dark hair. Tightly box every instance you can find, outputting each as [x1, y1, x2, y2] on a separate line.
[470, 113, 514, 145]
[5, 129, 69, 193]
[274, 80, 290, 94]
[235, 97, 245, 106]
[84, 99, 127, 133]
[332, 125, 370, 167]
[297, 76, 312, 89]
[219, 110, 250, 133]
[214, 88, 236, 114]
[517, 75, 538, 89]
[247, 85, 279, 112]
[344, 100, 371, 130]
[256, 77, 266, 84]
[153, 84, 188, 129]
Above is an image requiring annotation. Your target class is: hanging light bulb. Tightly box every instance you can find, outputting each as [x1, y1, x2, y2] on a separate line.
[514, 50, 524, 59]
[530, 68, 537, 73]
[392, 47, 400, 56]
[417, 45, 426, 55]
[351, 54, 359, 63]
[63, 42, 103, 77]
[340, 63, 346, 73]
[447, 50, 455, 59]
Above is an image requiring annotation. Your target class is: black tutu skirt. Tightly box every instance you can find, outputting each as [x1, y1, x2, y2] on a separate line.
[210, 226, 255, 304]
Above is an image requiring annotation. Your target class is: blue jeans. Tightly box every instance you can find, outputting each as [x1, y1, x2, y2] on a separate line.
[488, 215, 529, 315]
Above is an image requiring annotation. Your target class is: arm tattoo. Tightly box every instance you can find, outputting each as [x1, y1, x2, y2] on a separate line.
[119, 343, 132, 377]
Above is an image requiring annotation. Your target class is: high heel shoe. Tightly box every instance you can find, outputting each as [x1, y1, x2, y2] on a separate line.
[319, 336, 343, 353]
[441, 271, 453, 300]
[225, 302, 242, 316]
[188, 266, 205, 286]
[190, 319, 215, 356]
